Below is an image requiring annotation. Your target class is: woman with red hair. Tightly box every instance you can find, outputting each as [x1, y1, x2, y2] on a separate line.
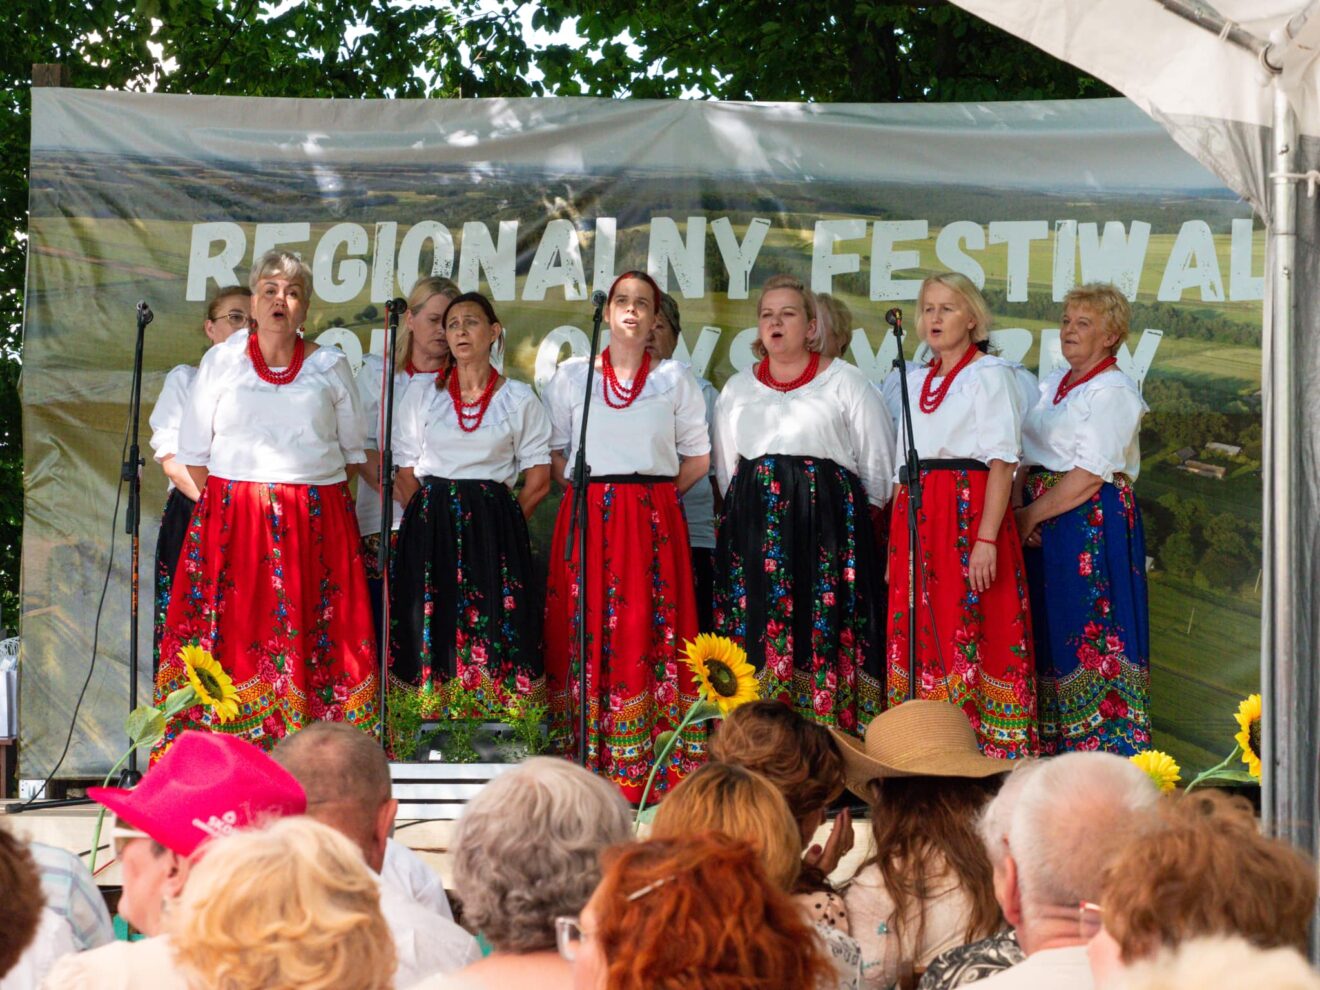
[561, 833, 835, 990]
[543, 271, 711, 801]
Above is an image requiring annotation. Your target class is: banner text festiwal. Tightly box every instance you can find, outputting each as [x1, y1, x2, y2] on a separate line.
[23, 90, 1263, 776]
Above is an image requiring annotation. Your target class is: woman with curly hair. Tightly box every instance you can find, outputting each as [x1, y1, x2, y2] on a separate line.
[564, 832, 836, 990]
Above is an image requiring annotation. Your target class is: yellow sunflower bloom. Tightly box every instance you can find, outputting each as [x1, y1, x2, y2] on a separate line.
[1234, 693, 1262, 780]
[1130, 750, 1181, 793]
[681, 634, 758, 715]
[179, 644, 240, 724]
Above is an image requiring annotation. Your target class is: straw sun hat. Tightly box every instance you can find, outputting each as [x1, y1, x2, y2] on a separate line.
[830, 700, 1010, 801]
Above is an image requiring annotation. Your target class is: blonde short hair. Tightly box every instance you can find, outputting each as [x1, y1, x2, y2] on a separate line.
[248, 250, 313, 298]
[397, 276, 460, 364]
[916, 272, 992, 345]
[650, 762, 803, 892]
[814, 293, 853, 358]
[170, 817, 395, 990]
[1064, 282, 1132, 355]
[1115, 936, 1320, 990]
[752, 273, 821, 361]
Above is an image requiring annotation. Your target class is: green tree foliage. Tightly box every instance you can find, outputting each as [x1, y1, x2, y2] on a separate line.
[2, 2, 1106, 623]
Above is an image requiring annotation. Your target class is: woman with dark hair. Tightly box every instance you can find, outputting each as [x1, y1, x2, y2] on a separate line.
[356, 275, 457, 630]
[391, 291, 552, 728]
[563, 833, 836, 990]
[886, 272, 1036, 760]
[543, 270, 711, 801]
[833, 701, 1007, 990]
[155, 250, 376, 751]
[148, 285, 251, 675]
[712, 274, 894, 737]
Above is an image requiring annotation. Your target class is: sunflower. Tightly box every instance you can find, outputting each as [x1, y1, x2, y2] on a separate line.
[681, 634, 758, 715]
[1130, 750, 1181, 793]
[1234, 693, 1262, 780]
[179, 644, 240, 724]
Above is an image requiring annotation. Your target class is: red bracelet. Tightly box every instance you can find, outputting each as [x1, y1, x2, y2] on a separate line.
[975, 536, 997, 546]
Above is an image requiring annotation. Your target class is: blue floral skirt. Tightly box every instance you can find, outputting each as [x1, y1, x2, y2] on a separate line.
[391, 477, 544, 719]
[714, 454, 885, 736]
[1023, 470, 1151, 755]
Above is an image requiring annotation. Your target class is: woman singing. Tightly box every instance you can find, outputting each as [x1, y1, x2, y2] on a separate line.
[391, 291, 552, 727]
[543, 270, 711, 801]
[886, 272, 1036, 759]
[148, 285, 250, 675]
[712, 274, 894, 736]
[1016, 283, 1150, 755]
[356, 276, 457, 629]
[155, 250, 377, 752]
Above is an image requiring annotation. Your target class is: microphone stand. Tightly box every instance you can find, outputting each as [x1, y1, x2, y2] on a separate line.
[121, 301, 152, 775]
[565, 290, 607, 768]
[378, 299, 405, 741]
[887, 308, 922, 701]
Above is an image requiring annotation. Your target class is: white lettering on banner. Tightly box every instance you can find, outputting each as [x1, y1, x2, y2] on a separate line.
[988, 221, 1049, 302]
[1079, 221, 1151, 299]
[372, 222, 398, 303]
[1038, 328, 1163, 385]
[396, 221, 455, 295]
[811, 219, 867, 295]
[317, 327, 364, 375]
[871, 220, 928, 301]
[671, 326, 722, 378]
[533, 325, 591, 392]
[312, 223, 369, 304]
[648, 216, 707, 298]
[187, 222, 246, 299]
[458, 221, 518, 300]
[525, 219, 588, 302]
[1230, 217, 1264, 302]
[934, 220, 987, 288]
[1157, 220, 1225, 302]
[252, 222, 311, 262]
[712, 217, 770, 300]
[1052, 220, 1078, 302]
[591, 218, 617, 296]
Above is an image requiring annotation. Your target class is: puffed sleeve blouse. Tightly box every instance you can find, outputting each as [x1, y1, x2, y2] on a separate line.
[543, 357, 710, 480]
[149, 364, 198, 492]
[395, 377, 551, 488]
[176, 330, 367, 486]
[903, 354, 1023, 471]
[1021, 367, 1147, 483]
[712, 359, 896, 507]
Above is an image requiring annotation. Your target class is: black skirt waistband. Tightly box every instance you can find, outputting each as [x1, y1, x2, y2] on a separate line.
[587, 473, 674, 485]
[418, 475, 504, 488]
[920, 458, 989, 472]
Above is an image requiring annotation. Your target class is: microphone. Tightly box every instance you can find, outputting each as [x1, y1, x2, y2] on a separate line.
[885, 308, 903, 329]
[591, 290, 607, 308]
[385, 298, 408, 316]
[136, 301, 154, 327]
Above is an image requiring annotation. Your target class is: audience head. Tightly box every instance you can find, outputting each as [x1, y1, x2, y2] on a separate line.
[272, 721, 395, 872]
[203, 285, 252, 345]
[975, 760, 1041, 911]
[90, 731, 306, 936]
[0, 827, 43, 978]
[650, 761, 802, 892]
[171, 816, 395, 990]
[708, 700, 845, 849]
[568, 832, 835, 990]
[834, 701, 1010, 948]
[1111, 936, 1320, 990]
[1007, 751, 1159, 951]
[452, 757, 631, 954]
[1088, 790, 1317, 988]
[814, 292, 853, 358]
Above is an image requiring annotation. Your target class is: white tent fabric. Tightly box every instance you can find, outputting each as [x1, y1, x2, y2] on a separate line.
[952, 0, 1320, 936]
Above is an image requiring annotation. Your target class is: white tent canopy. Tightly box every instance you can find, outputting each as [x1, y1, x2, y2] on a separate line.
[953, 0, 1320, 950]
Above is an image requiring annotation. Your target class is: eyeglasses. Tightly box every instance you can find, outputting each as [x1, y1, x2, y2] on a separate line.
[1078, 901, 1105, 941]
[211, 310, 249, 327]
[555, 876, 673, 962]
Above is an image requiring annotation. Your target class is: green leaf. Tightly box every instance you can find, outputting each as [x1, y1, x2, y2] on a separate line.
[161, 686, 198, 718]
[653, 729, 676, 755]
[685, 699, 726, 724]
[125, 706, 166, 748]
[635, 803, 659, 825]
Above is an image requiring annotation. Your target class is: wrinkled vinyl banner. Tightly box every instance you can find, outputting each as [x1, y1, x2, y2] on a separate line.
[23, 90, 1264, 777]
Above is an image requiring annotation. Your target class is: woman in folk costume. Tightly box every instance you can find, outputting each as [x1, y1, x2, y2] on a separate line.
[1017, 283, 1151, 755]
[886, 272, 1037, 759]
[391, 291, 552, 726]
[712, 274, 894, 736]
[543, 270, 711, 801]
[148, 285, 250, 676]
[155, 250, 377, 753]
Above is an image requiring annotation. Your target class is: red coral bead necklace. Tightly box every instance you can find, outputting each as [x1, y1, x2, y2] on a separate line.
[449, 365, 501, 432]
[601, 347, 651, 409]
[918, 344, 978, 414]
[1054, 356, 1117, 405]
[756, 351, 820, 392]
[248, 331, 305, 386]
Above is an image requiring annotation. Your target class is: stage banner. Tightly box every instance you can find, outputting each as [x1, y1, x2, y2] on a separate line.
[23, 90, 1263, 777]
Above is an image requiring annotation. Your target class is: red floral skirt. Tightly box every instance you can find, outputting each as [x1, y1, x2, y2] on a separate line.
[887, 466, 1038, 759]
[153, 477, 379, 758]
[545, 480, 704, 802]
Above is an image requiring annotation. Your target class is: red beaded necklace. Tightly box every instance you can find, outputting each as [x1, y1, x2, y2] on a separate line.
[918, 345, 978, 414]
[247, 332, 305, 386]
[448, 366, 501, 432]
[1054, 356, 1117, 405]
[756, 352, 821, 392]
[601, 347, 651, 409]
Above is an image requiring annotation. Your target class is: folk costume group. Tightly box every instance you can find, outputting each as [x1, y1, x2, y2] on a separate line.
[148, 250, 1152, 796]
